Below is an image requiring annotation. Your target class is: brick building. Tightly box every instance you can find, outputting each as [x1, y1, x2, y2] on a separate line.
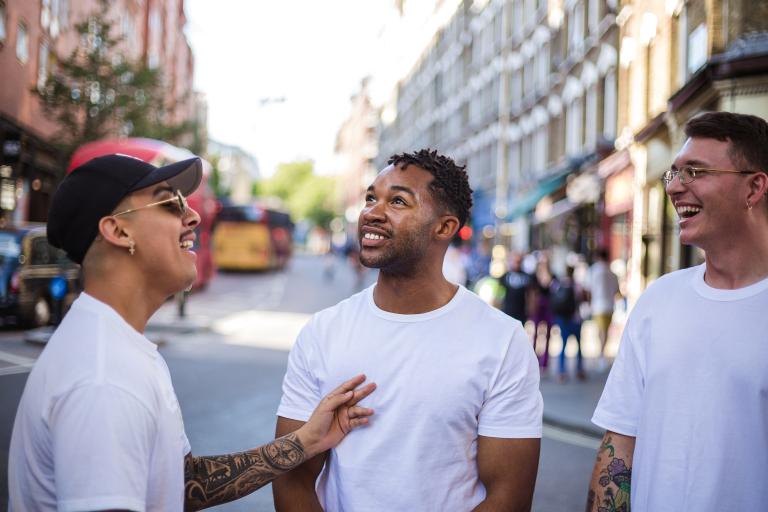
[0, 0, 197, 223]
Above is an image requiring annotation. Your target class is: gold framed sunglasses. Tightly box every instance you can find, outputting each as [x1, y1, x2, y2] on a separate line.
[661, 166, 760, 186]
[112, 190, 189, 217]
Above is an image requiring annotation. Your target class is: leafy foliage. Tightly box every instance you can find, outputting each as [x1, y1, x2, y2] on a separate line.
[34, 0, 195, 157]
[257, 161, 337, 228]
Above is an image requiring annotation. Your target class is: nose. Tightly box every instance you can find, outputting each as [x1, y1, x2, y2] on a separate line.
[184, 206, 201, 229]
[665, 172, 686, 195]
[360, 201, 386, 224]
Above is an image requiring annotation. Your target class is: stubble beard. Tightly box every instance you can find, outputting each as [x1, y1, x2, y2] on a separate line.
[359, 227, 431, 278]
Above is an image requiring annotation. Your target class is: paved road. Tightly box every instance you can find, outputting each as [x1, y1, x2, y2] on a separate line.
[0, 254, 598, 511]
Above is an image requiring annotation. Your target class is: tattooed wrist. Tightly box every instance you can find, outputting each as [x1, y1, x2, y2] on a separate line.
[184, 433, 307, 511]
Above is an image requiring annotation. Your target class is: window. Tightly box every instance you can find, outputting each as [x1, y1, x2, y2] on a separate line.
[41, 0, 51, 30]
[0, 3, 6, 44]
[566, 97, 584, 154]
[16, 22, 29, 63]
[37, 41, 49, 90]
[568, 2, 585, 56]
[585, 84, 597, 148]
[588, 0, 601, 35]
[603, 69, 617, 139]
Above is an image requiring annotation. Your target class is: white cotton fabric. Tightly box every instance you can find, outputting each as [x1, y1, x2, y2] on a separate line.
[278, 284, 542, 511]
[589, 260, 620, 314]
[8, 293, 190, 512]
[592, 264, 768, 511]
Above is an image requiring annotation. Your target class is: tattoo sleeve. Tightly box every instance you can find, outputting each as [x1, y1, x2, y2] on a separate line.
[184, 432, 307, 511]
[586, 434, 633, 512]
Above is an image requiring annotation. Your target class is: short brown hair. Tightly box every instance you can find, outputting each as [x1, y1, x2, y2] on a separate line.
[684, 111, 768, 172]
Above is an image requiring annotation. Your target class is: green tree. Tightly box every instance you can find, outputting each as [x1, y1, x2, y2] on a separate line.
[256, 160, 338, 228]
[35, 0, 192, 157]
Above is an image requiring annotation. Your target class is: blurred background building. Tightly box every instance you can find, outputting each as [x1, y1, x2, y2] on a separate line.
[369, 0, 768, 303]
[0, 0, 201, 223]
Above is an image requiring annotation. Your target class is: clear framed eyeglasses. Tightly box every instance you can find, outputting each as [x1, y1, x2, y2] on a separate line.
[661, 166, 759, 187]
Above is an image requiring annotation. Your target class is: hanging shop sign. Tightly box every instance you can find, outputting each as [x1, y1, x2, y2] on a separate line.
[605, 166, 635, 217]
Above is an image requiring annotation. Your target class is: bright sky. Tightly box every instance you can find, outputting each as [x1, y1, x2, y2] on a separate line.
[186, 0, 394, 177]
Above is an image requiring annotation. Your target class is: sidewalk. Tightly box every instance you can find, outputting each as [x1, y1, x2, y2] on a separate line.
[539, 362, 609, 438]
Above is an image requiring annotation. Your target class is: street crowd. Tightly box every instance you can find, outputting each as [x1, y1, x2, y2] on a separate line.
[7, 111, 768, 511]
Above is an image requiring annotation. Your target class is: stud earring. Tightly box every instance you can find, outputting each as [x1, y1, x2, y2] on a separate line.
[128, 239, 136, 256]
[747, 200, 753, 211]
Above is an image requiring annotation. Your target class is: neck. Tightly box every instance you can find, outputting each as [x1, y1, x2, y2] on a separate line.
[373, 256, 458, 314]
[703, 221, 768, 289]
[83, 268, 170, 333]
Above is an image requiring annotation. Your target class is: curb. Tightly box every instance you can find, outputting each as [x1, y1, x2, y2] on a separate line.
[542, 414, 604, 440]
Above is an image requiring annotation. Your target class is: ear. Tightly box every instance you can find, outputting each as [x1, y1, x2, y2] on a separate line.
[434, 214, 460, 242]
[747, 172, 768, 205]
[97, 216, 133, 251]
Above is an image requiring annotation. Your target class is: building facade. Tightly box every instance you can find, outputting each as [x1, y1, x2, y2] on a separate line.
[0, 0, 197, 224]
[376, 0, 620, 274]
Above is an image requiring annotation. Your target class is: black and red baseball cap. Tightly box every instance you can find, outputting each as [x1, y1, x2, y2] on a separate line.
[47, 154, 202, 264]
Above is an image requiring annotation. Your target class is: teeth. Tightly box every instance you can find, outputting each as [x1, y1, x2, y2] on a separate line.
[677, 206, 702, 215]
[364, 233, 385, 240]
[180, 240, 193, 249]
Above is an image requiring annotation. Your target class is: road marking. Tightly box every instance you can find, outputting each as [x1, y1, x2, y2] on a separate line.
[542, 424, 601, 450]
[0, 349, 36, 376]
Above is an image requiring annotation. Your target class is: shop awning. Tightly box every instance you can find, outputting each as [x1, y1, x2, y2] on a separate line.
[505, 173, 568, 221]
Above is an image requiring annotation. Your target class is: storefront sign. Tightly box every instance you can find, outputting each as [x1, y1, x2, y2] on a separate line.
[605, 167, 635, 217]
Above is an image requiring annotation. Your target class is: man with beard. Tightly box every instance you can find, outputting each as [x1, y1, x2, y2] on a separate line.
[274, 149, 542, 511]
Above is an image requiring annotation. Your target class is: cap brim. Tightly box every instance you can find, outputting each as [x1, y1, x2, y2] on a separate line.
[130, 157, 203, 196]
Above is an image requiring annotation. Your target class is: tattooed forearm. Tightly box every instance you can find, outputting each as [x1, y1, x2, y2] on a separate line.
[587, 433, 634, 512]
[184, 432, 307, 511]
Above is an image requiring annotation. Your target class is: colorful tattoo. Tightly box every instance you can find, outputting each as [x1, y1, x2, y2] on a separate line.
[184, 433, 307, 511]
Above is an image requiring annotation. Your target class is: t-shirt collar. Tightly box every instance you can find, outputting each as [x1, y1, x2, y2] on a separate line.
[692, 263, 768, 301]
[366, 283, 465, 322]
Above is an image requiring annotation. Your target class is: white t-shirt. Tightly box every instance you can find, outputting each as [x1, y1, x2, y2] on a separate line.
[278, 284, 542, 511]
[589, 260, 620, 315]
[9, 293, 191, 512]
[592, 264, 768, 511]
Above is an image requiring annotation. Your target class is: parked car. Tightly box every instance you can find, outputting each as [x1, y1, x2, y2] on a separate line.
[0, 224, 82, 327]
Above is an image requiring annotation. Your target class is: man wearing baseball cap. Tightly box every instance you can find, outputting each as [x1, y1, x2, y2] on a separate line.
[8, 155, 375, 511]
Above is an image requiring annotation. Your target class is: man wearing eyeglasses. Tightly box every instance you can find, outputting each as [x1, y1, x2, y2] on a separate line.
[8, 155, 376, 511]
[586, 111, 768, 512]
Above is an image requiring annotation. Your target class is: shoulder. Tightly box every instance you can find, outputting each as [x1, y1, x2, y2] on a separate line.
[457, 287, 527, 341]
[635, 265, 697, 305]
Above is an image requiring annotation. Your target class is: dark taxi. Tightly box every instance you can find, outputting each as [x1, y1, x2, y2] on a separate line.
[0, 224, 81, 327]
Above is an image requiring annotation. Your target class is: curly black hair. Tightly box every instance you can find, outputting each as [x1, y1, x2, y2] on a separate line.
[387, 149, 473, 227]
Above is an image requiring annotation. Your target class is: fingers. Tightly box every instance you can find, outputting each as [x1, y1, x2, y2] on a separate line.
[346, 405, 374, 419]
[328, 374, 367, 397]
[321, 390, 355, 411]
[347, 382, 377, 406]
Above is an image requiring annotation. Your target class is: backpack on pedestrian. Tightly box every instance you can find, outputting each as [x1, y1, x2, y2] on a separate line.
[550, 279, 577, 317]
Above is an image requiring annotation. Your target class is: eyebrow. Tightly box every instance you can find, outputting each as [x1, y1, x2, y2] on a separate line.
[389, 185, 415, 197]
[672, 159, 709, 170]
[152, 185, 175, 197]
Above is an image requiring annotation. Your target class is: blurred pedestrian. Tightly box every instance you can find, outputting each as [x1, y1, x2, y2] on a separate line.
[587, 112, 768, 511]
[531, 252, 556, 371]
[275, 149, 542, 511]
[443, 236, 468, 285]
[8, 155, 375, 511]
[587, 248, 620, 371]
[499, 251, 534, 324]
[550, 265, 585, 382]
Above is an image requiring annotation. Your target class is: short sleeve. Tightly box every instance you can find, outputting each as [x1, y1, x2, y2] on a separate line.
[478, 328, 543, 438]
[591, 320, 645, 436]
[50, 383, 157, 512]
[277, 323, 322, 422]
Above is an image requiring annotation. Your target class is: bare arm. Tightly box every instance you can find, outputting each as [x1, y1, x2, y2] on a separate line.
[472, 436, 541, 512]
[586, 431, 635, 512]
[184, 374, 375, 511]
[272, 417, 327, 512]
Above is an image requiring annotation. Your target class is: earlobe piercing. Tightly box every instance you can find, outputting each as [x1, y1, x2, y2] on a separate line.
[128, 239, 136, 255]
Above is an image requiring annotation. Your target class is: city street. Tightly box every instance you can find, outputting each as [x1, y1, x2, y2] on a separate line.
[1, 254, 600, 511]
